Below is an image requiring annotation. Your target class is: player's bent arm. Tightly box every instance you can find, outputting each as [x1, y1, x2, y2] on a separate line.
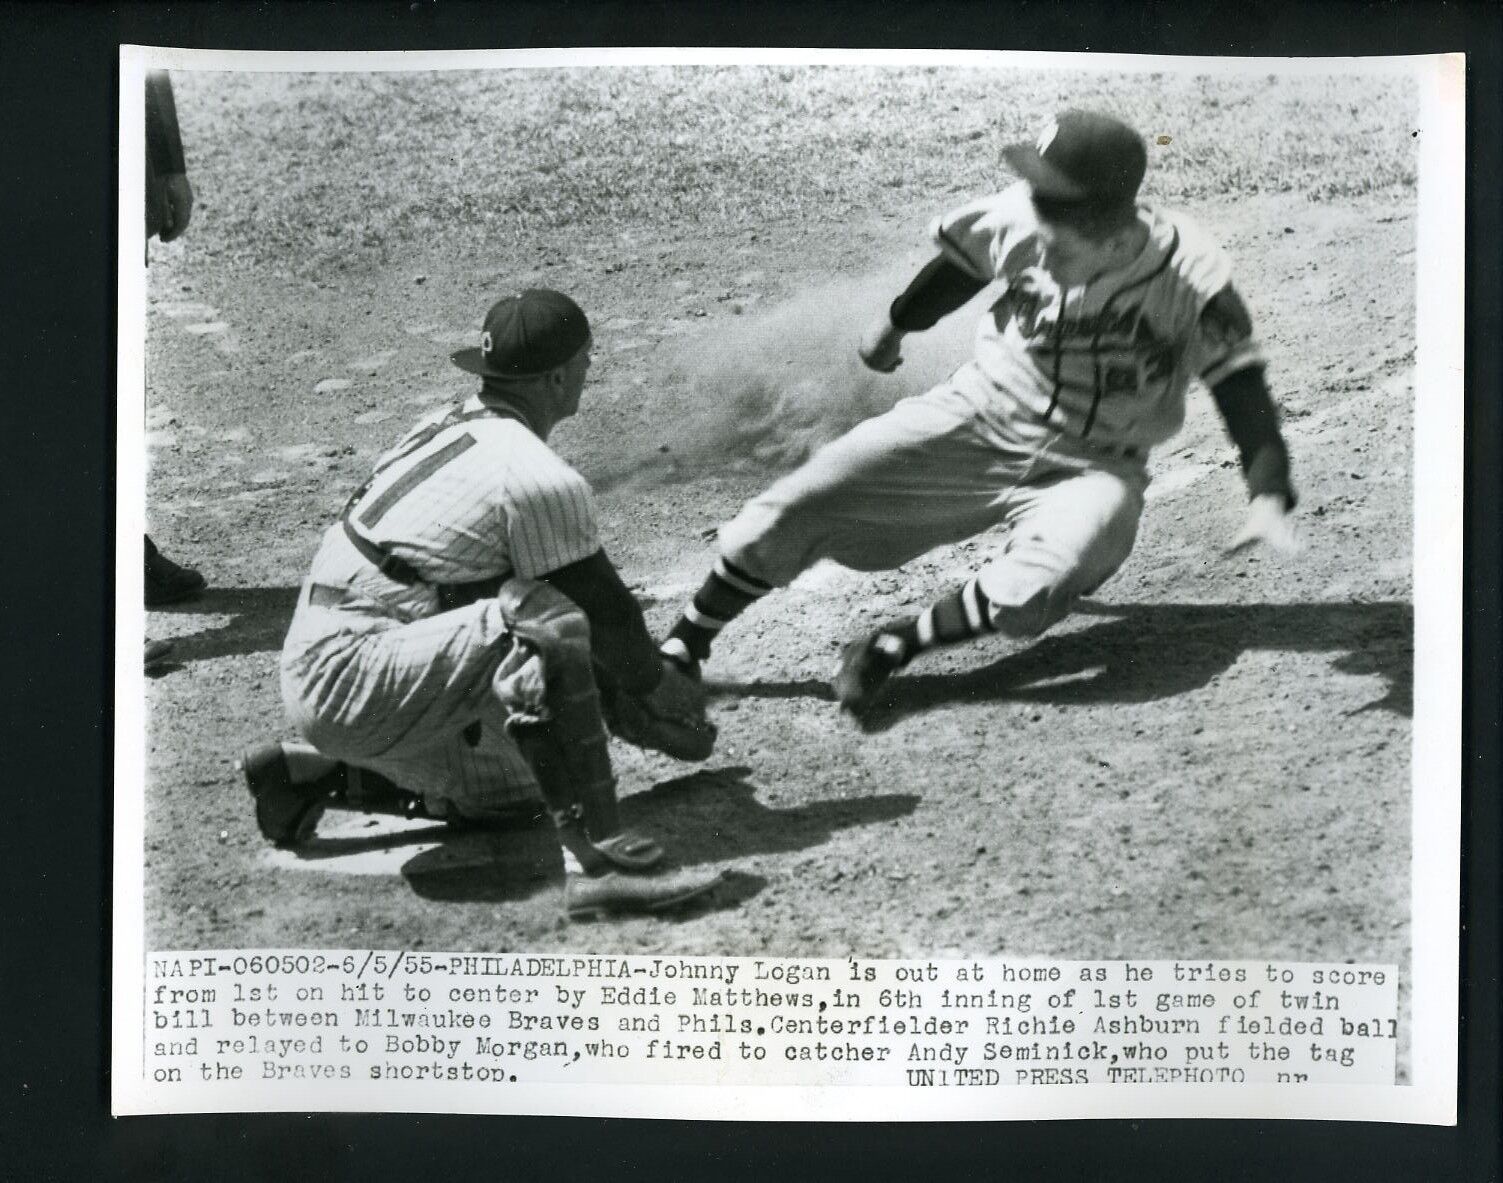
[888, 254, 989, 331]
[861, 254, 988, 372]
[1208, 365, 1296, 509]
[538, 549, 663, 695]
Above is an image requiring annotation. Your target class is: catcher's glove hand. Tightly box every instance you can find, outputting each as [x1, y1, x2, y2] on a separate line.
[599, 659, 717, 762]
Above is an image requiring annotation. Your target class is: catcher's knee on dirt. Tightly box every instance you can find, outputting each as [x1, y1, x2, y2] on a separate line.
[492, 578, 630, 857]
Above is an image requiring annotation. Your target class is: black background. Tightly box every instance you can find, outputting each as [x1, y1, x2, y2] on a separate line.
[0, 2, 1497, 1178]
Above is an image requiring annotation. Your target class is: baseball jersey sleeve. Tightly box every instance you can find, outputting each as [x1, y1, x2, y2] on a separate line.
[1189, 283, 1266, 387]
[1170, 213, 1266, 387]
[499, 439, 602, 579]
[928, 184, 1033, 282]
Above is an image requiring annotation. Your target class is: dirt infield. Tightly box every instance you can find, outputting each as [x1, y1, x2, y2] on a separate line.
[140, 66, 1415, 1006]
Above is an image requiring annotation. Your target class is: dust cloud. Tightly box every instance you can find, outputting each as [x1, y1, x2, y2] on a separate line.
[596, 262, 986, 492]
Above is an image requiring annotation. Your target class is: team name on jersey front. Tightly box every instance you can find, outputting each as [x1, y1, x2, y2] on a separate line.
[932, 183, 1263, 452]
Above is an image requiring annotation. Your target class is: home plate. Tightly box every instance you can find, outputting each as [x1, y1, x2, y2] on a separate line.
[262, 809, 557, 887]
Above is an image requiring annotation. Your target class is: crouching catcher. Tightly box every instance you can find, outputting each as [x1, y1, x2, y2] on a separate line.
[243, 288, 721, 920]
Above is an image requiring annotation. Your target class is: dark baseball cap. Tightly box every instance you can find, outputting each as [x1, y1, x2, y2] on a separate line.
[451, 288, 591, 378]
[1002, 110, 1148, 206]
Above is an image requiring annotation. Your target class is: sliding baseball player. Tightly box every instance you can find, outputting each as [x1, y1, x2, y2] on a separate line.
[662, 110, 1297, 715]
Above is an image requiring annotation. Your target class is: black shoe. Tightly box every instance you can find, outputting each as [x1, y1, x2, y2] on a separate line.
[832, 629, 908, 716]
[146, 547, 207, 607]
[240, 743, 328, 846]
[144, 638, 175, 669]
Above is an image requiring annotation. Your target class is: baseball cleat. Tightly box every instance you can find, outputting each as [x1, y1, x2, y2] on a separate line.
[240, 742, 328, 847]
[144, 638, 175, 669]
[832, 629, 908, 715]
[145, 549, 207, 607]
[564, 866, 724, 921]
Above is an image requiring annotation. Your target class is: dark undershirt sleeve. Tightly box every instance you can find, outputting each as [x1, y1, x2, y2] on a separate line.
[888, 254, 988, 332]
[539, 549, 663, 695]
[1209, 365, 1297, 509]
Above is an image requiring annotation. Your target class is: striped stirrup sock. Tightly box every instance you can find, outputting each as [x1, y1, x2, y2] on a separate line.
[889, 577, 999, 661]
[663, 556, 773, 663]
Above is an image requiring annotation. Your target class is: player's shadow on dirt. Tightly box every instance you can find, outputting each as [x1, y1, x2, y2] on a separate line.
[620, 765, 919, 865]
[397, 765, 915, 907]
[718, 600, 1412, 729]
[146, 586, 300, 671]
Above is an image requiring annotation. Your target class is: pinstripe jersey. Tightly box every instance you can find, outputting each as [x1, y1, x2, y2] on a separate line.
[306, 395, 600, 620]
[282, 396, 601, 811]
[932, 182, 1265, 454]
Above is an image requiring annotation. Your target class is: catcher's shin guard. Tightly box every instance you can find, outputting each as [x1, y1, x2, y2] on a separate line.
[496, 579, 661, 874]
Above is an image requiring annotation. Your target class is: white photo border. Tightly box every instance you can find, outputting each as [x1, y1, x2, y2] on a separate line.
[113, 46, 1463, 1124]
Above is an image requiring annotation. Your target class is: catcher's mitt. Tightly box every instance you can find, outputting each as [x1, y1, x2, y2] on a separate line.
[599, 659, 717, 762]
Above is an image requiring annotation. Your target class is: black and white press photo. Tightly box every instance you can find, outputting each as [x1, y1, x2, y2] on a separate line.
[115, 48, 1462, 1121]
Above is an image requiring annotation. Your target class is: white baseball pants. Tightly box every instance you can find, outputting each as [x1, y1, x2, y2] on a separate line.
[717, 380, 1148, 638]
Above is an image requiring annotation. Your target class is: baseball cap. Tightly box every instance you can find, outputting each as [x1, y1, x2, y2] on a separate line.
[1002, 110, 1148, 206]
[450, 288, 591, 378]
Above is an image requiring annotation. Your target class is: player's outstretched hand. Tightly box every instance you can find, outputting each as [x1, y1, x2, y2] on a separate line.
[858, 319, 905, 373]
[1224, 493, 1301, 557]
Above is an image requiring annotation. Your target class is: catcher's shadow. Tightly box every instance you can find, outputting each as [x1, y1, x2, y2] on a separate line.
[146, 585, 301, 672]
[398, 765, 916, 905]
[713, 599, 1412, 730]
[619, 765, 919, 866]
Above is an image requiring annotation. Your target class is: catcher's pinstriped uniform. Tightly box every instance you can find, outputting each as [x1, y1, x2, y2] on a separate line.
[258, 288, 723, 917]
[281, 398, 600, 815]
[664, 111, 1294, 709]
